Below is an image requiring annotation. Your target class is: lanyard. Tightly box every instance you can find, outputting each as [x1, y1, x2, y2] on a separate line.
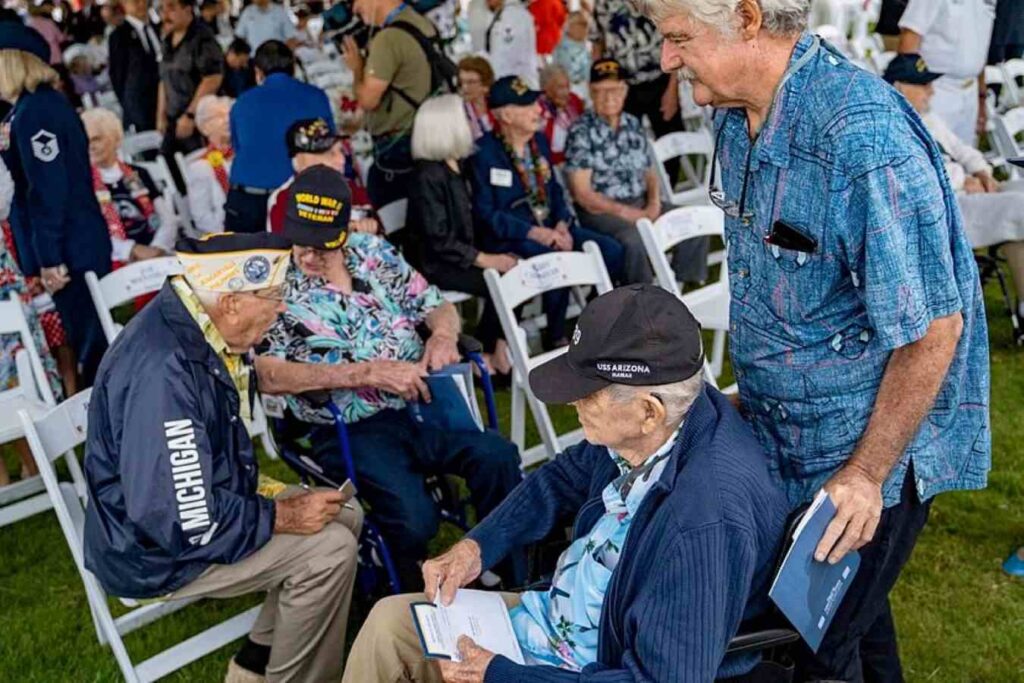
[383, 2, 408, 26]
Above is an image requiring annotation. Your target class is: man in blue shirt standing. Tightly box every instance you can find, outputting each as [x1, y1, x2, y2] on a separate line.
[226, 40, 334, 232]
[645, 1, 991, 682]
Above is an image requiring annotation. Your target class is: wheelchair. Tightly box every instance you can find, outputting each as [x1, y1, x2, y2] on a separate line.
[976, 246, 1023, 346]
[267, 334, 502, 597]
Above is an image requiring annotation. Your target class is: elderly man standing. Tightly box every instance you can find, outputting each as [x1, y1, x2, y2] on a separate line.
[342, 285, 789, 683]
[83, 232, 363, 683]
[565, 58, 707, 285]
[645, 1, 991, 681]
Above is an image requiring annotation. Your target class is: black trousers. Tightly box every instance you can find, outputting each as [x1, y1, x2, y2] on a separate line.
[53, 275, 107, 386]
[422, 265, 503, 352]
[224, 187, 271, 234]
[625, 73, 685, 179]
[793, 467, 932, 683]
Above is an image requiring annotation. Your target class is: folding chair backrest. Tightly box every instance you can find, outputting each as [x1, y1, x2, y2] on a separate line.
[121, 130, 164, 161]
[486, 241, 614, 314]
[638, 205, 726, 291]
[992, 107, 1024, 167]
[135, 157, 176, 196]
[0, 293, 56, 405]
[378, 199, 408, 236]
[652, 129, 715, 204]
[85, 257, 182, 343]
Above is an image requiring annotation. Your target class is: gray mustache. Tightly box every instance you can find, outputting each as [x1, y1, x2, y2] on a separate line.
[677, 66, 697, 80]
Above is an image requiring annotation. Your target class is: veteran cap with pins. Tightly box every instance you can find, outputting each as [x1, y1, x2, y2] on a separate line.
[282, 165, 352, 250]
[175, 232, 292, 293]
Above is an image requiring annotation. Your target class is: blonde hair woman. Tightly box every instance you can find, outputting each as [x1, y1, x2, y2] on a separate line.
[80, 108, 178, 263]
[0, 25, 112, 384]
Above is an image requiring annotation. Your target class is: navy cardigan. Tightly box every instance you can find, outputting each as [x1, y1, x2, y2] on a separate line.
[467, 386, 790, 683]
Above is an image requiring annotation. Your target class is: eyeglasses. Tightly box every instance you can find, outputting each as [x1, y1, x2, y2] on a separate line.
[247, 285, 286, 302]
[707, 119, 755, 223]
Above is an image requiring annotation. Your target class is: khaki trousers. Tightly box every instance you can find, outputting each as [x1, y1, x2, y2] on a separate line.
[168, 487, 363, 683]
[342, 592, 521, 683]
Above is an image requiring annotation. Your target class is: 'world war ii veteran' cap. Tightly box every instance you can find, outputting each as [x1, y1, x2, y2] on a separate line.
[176, 232, 292, 293]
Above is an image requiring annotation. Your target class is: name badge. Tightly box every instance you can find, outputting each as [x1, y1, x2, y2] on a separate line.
[490, 168, 513, 187]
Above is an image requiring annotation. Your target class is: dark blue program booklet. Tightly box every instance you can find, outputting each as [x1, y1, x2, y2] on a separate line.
[769, 490, 861, 653]
[406, 363, 484, 433]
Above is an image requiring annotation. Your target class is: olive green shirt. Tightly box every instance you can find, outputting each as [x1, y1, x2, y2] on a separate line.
[364, 6, 436, 137]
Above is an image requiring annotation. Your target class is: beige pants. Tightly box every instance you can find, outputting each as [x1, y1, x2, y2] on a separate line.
[168, 487, 363, 683]
[342, 592, 521, 683]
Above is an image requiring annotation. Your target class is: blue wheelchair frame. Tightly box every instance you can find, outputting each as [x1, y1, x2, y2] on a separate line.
[274, 346, 500, 596]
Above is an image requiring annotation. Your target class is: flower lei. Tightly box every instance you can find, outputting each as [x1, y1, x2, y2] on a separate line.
[205, 144, 234, 193]
[92, 161, 155, 244]
[497, 127, 551, 219]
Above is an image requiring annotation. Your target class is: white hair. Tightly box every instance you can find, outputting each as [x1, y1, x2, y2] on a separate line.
[80, 107, 124, 147]
[195, 94, 233, 136]
[638, 0, 810, 35]
[539, 62, 568, 88]
[411, 94, 475, 162]
[605, 371, 705, 426]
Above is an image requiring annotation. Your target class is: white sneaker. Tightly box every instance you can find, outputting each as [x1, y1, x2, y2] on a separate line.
[224, 658, 266, 683]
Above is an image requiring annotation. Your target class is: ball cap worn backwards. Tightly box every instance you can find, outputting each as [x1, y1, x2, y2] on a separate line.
[176, 232, 292, 293]
[282, 164, 352, 250]
[529, 284, 705, 404]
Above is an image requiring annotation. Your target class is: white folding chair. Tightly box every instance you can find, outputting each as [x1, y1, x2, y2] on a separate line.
[984, 64, 1016, 112]
[485, 242, 614, 466]
[652, 128, 715, 207]
[18, 392, 261, 683]
[135, 157, 177, 196]
[85, 256, 183, 344]
[989, 106, 1024, 178]
[0, 293, 85, 527]
[1000, 59, 1024, 110]
[120, 130, 164, 162]
[377, 198, 408, 236]
[638, 206, 730, 379]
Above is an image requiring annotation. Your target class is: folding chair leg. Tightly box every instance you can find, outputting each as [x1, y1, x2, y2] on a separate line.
[62, 449, 87, 499]
[710, 329, 727, 378]
[525, 386, 561, 461]
[510, 372, 526, 451]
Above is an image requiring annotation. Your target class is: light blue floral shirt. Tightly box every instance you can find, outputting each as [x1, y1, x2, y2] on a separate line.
[510, 427, 680, 669]
[717, 33, 990, 508]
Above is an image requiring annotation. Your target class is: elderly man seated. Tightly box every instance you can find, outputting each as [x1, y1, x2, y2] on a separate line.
[254, 165, 525, 591]
[884, 54, 1024, 327]
[83, 232, 362, 683]
[470, 75, 625, 348]
[565, 59, 708, 286]
[341, 284, 790, 683]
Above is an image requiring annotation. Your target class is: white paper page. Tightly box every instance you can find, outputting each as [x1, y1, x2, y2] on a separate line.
[441, 590, 526, 665]
[412, 603, 455, 658]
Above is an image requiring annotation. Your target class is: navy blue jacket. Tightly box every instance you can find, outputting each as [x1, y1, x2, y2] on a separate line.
[467, 387, 789, 683]
[83, 284, 275, 598]
[469, 131, 573, 243]
[1, 85, 111, 277]
[229, 73, 334, 190]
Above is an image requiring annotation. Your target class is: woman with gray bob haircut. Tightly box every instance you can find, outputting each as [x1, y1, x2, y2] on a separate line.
[406, 94, 519, 376]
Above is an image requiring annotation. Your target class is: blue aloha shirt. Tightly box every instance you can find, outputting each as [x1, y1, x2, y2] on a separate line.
[587, 0, 663, 84]
[260, 232, 444, 425]
[717, 33, 991, 509]
[510, 426, 679, 669]
[564, 110, 654, 202]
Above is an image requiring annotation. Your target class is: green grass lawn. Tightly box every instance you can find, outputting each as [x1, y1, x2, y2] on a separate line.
[0, 281, 1022, 682]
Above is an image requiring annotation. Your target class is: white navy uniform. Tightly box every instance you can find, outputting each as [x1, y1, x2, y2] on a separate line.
[485, 0, 539, 88]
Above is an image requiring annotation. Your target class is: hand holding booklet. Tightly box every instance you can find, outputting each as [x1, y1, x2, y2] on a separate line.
[411, 589, 525, 664]
[406, 363, 485, 433]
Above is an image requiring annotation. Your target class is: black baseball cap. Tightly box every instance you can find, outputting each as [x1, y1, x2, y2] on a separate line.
[529, 284, 705, 404]
[488, 75, 541, 108]
[286, 117, 343, 157]
[282, 165, 352, 250]
[882, 54, 942, 85]
[590, 58, 628, 84]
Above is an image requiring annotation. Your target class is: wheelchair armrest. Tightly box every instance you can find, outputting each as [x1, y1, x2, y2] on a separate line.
[457, 333, 483, 356]
[725, 628, 800, 655]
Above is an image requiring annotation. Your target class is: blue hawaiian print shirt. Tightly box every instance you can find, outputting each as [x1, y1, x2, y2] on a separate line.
[564, 110, 654, 202]
[510, 427, 679, 669]
[260, 233, 444, 425]
[717, 33, 990, 508]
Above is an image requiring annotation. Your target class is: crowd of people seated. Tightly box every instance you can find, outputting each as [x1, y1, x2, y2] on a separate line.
[0, 0, 1016, 681]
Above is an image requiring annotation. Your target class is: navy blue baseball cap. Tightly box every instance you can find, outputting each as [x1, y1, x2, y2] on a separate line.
[488, 75, 541, 109]
[0, 22, 49, 63]
[883, 54, 942, 85]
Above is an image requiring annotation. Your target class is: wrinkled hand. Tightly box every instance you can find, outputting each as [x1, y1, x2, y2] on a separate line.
[40, 266, 70, 294]
[554, 220, 570, 234]
[130, 244, 166, 261]
[552, 229, 573, 251]
[527, 226, 558, 247]
[175, 115, 195, 140]
[977, 172, 999, 193]
[963, 176, 984, 194]
[341, 36, 364, 74]
[437, 636, 496, 683]
[815, 464, 883, 564]
[421, 333, 460, 372]
[368, 360, 431, 402]
[422, 539, 483, 605]
[349, 217, 380, 234]
[274, 489, 343, 534]
[660, 82, 680, 122]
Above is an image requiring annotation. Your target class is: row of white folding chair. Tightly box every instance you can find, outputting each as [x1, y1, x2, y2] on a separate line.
[121, 130, 164, 161]
[17, 391, 261, 682]
[984, 59, 1024, 113]
[83, 90, 122, 117]
[987, 106, 1024, 178]
[83, 258, 281, 459]
[637, 206, 730, 380]
[652, 127, 715, 207]
[484, 241, 614, 466]
[0, 293, 86, 527]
